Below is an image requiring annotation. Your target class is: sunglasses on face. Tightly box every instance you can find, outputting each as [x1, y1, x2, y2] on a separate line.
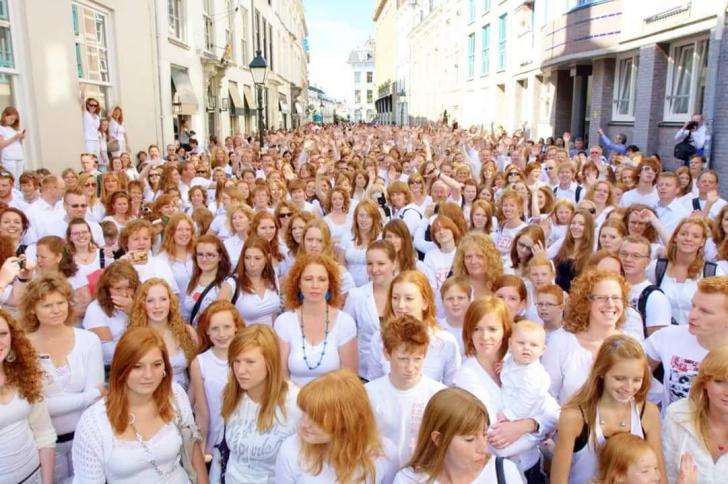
[278, 212, 293, 219]
[88, 103, 99, 108]
[69, 203, 88, 209]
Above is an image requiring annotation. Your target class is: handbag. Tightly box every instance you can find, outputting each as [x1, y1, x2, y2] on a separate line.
[107, 138, 120, 153]
[674, 132, 696, 161]
[173, 399, 201, 483]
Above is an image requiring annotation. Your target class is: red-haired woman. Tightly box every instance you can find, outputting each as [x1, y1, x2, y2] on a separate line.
[275, 254, 358, 386]
[210, 324, 301, 483]
[129, 278, 199, 390]
[340, 199, 383, 287]
[181, 235, 231, 326]
[21, 274, 104, 482]
[0, 308, 57, 484]
[220, 236, 281, 326]
[188, 301, 244, 456]
[72, 327, 208, 483]
[0, 106, 26, 182]
[275, 370, 397, 482]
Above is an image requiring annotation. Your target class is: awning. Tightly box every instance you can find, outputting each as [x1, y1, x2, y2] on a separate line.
[170, 68, 198, 115]
[228, 83, 245, 115]
[279, 100, 290, 113]
[243, 85, 255, 111]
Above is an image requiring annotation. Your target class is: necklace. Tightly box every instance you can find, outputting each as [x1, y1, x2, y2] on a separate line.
[299, 304, 330, 370]
[599, 402, 630, 428]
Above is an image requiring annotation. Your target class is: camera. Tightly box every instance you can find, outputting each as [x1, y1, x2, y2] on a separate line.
[686, 121, 698, 131]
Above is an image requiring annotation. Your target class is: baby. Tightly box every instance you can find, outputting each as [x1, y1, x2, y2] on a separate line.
[497, 320, 550, 423]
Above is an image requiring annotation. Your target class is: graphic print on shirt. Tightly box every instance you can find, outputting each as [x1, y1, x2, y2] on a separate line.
[668, 355, 700, 403]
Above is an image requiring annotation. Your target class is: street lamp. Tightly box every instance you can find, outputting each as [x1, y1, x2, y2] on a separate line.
[398, 89, 407, 127]
[249, 50, 268, 150]
[319, 101, 324, 124]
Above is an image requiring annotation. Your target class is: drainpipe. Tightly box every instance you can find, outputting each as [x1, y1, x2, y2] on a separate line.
[151, 0, 165, 146]
[703, 1, 727, 166]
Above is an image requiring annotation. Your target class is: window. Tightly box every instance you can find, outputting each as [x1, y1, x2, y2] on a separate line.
[468, 0, 475, 22]
[367, 90, 373, 103]
[612, 54, 638, 120]
[665, 38, 709, 121]
[367, 71, 373, 83]
[355, 90, 361, 104]
[268, 24, 273, 71]
[483, 0, 491, 14]
[354, 71, 361, 83]
[203, 0, 213, 53]
[240, 7, 249, 64]
[481, 24, 490, 76]
[0, 0, 13, 68]
[72, 2, 112, 109]
[497, 14, 507, 71]
[467, 33, 475, 79]
[168, 0, 184, 40]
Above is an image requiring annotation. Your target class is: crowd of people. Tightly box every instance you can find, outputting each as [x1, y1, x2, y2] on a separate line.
[0, 101, 726, 484]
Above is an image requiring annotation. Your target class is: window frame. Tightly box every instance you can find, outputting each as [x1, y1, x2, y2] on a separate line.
[203, 0, 214, 53]
[664, 36, 709, 122]
[168, 0, 185, 42]
[480, 24, 490, 77]
[497, 14, 507, 72]
[611, 52, 638, 121]
[72, 1, 114, 110]
[467, 33, 475, 80]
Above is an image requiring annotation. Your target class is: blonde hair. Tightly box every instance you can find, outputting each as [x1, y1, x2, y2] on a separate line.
[452, 232, 503, 291]
[297, 370, 383, 482]
[20, 273, 75, 332]
[689, 345, 728, 451]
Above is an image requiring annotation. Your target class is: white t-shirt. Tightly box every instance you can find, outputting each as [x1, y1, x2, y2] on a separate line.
[340, 235, 370, 287]
[493, 222, 527, 257]
[541, 328, 593, 405]
[81, 300, 128, 366]
[82, 111, 100, 141]
[210, 386, 301, 484]
[423, 247, 457, 294]
[343, 282, 382, 379]
[324, 213, 353, 245]
[275, 434, 398, 483]
[195, 349, 229, 451]
[642, 325, 708, 409]
[619, 187, 659, 208]
[365, 375, 446, 468]
[226, 276, 282, 326]
[628, 280, 673, 332]
[393, 457, 524, 483]
[368, 327, 461, 386]
[132, 255, 181, 294]
[274, 310, 357, 387]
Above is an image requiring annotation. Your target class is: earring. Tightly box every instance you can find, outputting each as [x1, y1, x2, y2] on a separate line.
[298, 291, 304, 302]
[325, 291, 331, 302]
[5, 348, 16, 363]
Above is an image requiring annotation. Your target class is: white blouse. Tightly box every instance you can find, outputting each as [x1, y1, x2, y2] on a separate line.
[343, 282, 382, 379]
[226, 276, 282, 326]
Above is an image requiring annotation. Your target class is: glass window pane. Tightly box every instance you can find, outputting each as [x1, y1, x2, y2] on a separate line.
[0, 74, 14, 108]
[671, 45, 694, 115]
[0, 0, 8, 21]
[0, 25, 13, 68]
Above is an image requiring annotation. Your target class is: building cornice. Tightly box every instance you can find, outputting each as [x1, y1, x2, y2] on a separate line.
[373, 0, 389, 22]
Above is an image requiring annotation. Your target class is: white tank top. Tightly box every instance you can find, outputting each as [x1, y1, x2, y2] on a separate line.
[197, 349, 228, 449]
[569, 400, 646, 484]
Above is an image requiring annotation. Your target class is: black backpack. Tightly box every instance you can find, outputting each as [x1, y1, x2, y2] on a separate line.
[553, 184, 583, 202]
[654, 257, 717, 288]
[637, 284, 663, 337]
[674, 133, 697, 161]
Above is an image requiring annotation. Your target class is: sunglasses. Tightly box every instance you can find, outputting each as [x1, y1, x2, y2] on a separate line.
[88, 103, 99, 108]
[278, 212, 293, 219]
[69, 203, 88, 209]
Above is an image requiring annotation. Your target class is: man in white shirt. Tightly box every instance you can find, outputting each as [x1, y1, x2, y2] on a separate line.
[653, 172, 691, 237]
[684, 169, 727, 220]
[387, 181, 422, 235]
[177, 160, 196, 205]
[365, 315, 445, 468]
[0, 171, 28, 211]
[18, 172, 40, 206]
[541, 158, 559, 188]
[26, 175, 65, 242]
[619, 235, 672, 338]
[643, 277, 728, 409]
[80, 152, 100, 177]
[38, 186, 105, 246]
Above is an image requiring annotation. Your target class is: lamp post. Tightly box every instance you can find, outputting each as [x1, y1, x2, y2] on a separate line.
[249, 50, 268, 150]
[398, 89, 406, 127]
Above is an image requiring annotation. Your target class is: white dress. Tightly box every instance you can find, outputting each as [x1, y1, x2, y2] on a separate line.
[393, 458, 524, 483]
[195, 349, 228, 450]
[274, 310, 357, 387]
[343, 282, 382, 379]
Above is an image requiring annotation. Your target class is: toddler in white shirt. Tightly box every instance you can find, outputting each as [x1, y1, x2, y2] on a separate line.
[497, 320, 550, 422]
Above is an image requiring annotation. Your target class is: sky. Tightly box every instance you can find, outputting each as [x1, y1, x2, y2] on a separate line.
[304, 0, 376, 102]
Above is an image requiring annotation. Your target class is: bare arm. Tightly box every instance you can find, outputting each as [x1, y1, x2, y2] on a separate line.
[338, 338, 358, 375]
[550, 407, 583, 484]
[192, 441, 209, 484]
[39, 447, 55, 484]
[188, 359, 211, 454]
[642, 402, 668, 484]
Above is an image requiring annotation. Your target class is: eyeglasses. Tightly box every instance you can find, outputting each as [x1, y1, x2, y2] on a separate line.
[590, 151, 600, 155]
[84, 182, 96, 188]
[70, 231, 91, 237]
[536, 302, 560, 309]
[278, 212, 293, 219]
[619, 251, 649, 260]
[588, 294, 623, 305]
[87, 103, 99, 108]
[196, 252, 219, 259]
[196, 170, 206, 175]
[507, 172, 520, 177]
[641, 166, 656, 173]
[149, 173, 161, 178]
[68, 203, 88, 209]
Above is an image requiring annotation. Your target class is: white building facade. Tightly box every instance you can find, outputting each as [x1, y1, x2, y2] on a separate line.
[347, 38, 376, 123]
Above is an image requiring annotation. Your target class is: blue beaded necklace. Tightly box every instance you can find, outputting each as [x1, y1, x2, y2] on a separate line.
[300, 304, 330, 370]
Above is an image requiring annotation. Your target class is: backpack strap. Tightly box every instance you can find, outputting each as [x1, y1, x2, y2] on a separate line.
[575, 185, 583, 203]
[704, 261, 718, 278]
[692, 198, 701, 211]
[99, 248, 106, 269]
[189, 281, 217, 324]
[16, 244, 27, 256]
[637, 285, 662, 338]
[230, 275, 240, 305]
[495, 456, 506, 484]
[399, 207, 422, 221]
[552, 186, 558, 194]
[655, 258, 669, 288]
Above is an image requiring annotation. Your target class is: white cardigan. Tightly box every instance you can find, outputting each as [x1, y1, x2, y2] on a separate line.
[662, 398, 728, 484]
[71, 383, 197, 483]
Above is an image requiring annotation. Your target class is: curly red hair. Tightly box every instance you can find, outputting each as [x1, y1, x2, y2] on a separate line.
[564, 269, 629, 333]
[0, 309, 44, 402]
[281, 254, 344, 309]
